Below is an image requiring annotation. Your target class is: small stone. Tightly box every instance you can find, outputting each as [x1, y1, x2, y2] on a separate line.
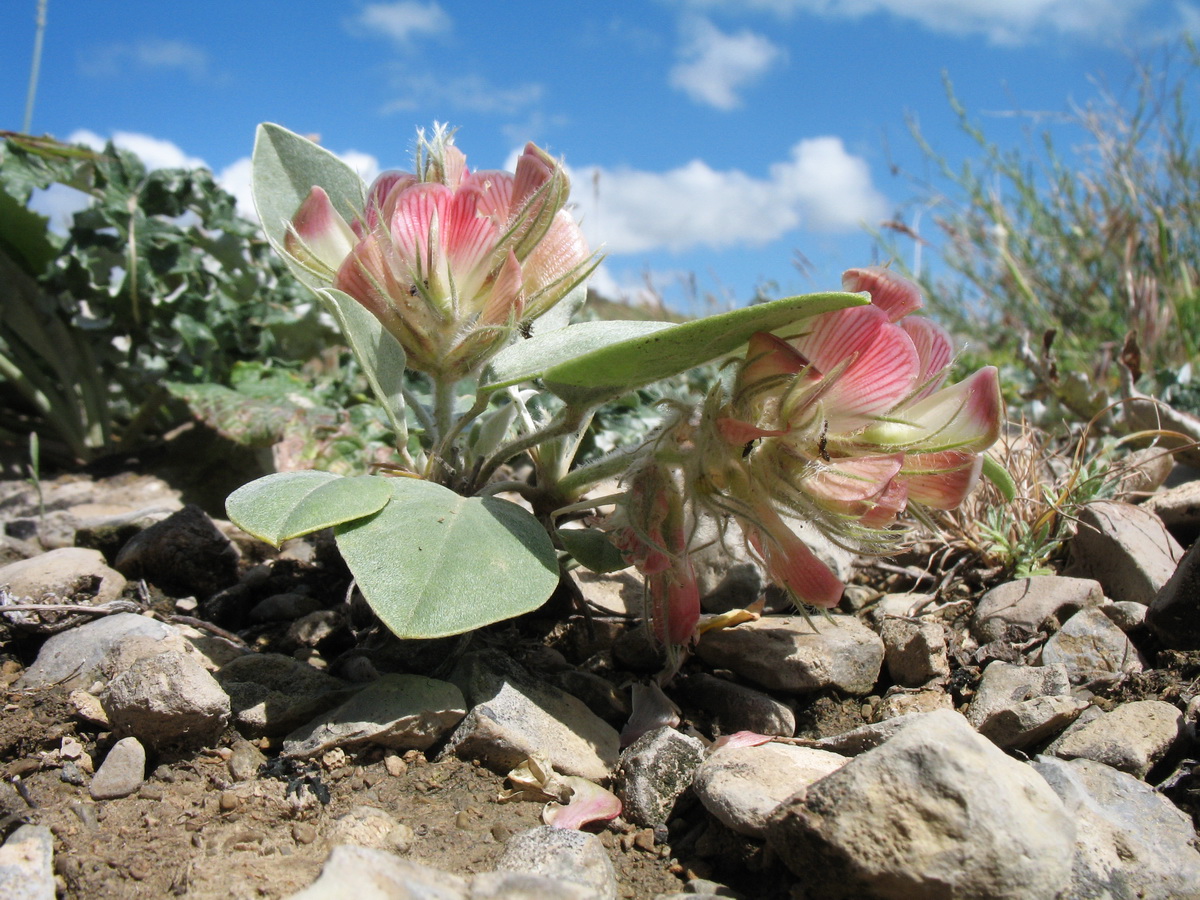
[1040, 608, 1145, 682]
[291, 822, 317, 845]
[675, 673, 795, 737]
[325, 806, 410, 852]
[878, 617, 949, 687]
[219, 791, 240, 812]
[383, 754, 407, 777]
[0, 824, 55, 900]
[613, 727, 705, 828]
[101, 650, 231, 748]
[695, 615, 884, 695]
[227, 740, 267, 782]
[89, 737, 146, 800]
[1100, 601, 1148, 631]
[971, 576, 1104, 644]
[966, 661, 1088, 750]
[0, 546, 127, 609]
[873, 687, 954, 721]
[248, 592, 324, 623]
[1050, 700, 1183, 778]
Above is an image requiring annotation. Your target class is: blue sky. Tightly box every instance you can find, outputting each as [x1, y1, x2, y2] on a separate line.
[3, 0, 1195, 314]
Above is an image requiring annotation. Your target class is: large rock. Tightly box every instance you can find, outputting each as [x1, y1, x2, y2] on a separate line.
[696, 615, 884, 695]
[694, 741, 848, 838]
[765, 709, 1074, 899]
[216, 653, 351, 739]
[1048, 700, 1183, 778]
[1033, 756, 1200, 900]
[1064, 500, 1182, 605]
[1040, 608, 1145, 682]
[114, 503, 239, 598]
[971, 576, 1104, 644]
[878, 617, 949, 687]
[965, 661, 1088, 750]
[495, 826, 618, 900]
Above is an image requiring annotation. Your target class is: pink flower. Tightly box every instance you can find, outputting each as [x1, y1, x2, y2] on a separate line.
[285, 130, 595, 378]
[694, 266, 1003, 608]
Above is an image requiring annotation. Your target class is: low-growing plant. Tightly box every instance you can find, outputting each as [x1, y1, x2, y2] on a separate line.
[226, 123, 1008, 660]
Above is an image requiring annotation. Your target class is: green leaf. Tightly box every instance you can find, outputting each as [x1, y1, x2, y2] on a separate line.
[558, 527, 628, 574]
[481, 291, 868, 407]
[981, 453, 1016, 503]
[251, 123, 365, 288]
[226, 471, 393, 546]
[335, 477, 559, 638]
[318, 288, 409, 448]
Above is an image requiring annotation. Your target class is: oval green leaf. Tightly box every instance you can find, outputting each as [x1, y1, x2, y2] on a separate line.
[558, 527, 628, 574]
[480, 291, 868, 407]
[226, 471, 393, 546]
[334, 477, 560, 639]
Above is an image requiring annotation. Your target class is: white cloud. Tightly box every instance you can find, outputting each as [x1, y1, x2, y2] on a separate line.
[81, 39, 213, 80]
[570, 137, 888, 256]
[671, 0, 1149, 45]
[381, 72, 543, 116]
[67, 129, 208, 170]
[349, 1, 451, 43]
[669, 17, 784, 110]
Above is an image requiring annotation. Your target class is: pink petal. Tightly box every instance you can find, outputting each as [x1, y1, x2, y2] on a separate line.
[480, 249, 524, 325]
[716, 417, 787, 447]
[364, 171, 418, 231]
[740, 332, 810, 389]
[865, 366, 1003, 453]
[542, 776, 622, 830]
[388, 182, 453, 280]
[801, 454, 905, 506]
[745, 505, 844, 608]
[461, 170, 515, 228]
[649, 560, 700, 646]
[842, 266, 924, 321]
[285, 187, 357, 273]
[858, 479, 908, 528]
[901, 317, 953, 401]
[709, 731, 774, 753]
[443, 184, 504, 299]
[901, 450, 984, 509]
[794, 306, 919, 430]
[521, 210, 592, 319]
[512, 142, 560, 209]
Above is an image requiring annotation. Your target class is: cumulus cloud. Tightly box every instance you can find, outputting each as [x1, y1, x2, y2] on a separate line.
[348, 1, 451, 43]
[80, 39, 213, 80]
[670, 0, 1149, 45]
[570, 137, 888, 256]
[67, 129, 208, 170]
[669, 17, 784, 109]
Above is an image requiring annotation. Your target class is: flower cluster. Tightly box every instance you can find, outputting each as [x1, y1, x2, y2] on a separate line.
[617, 267, 1003, 646]
[285, 127, 595, 379]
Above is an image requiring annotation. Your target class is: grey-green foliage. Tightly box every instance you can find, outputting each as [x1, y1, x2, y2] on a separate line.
[0, 132, 329, 466]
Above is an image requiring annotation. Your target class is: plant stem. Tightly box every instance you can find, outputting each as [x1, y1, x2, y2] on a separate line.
[432, 376, 456, 446]
[473, 406, 587, 493]
[554, 441, 646, 499]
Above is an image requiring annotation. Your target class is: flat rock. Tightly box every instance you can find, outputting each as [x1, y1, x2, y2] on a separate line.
[694, 742, 848, 838]
[971, 576, 1104, 644]
[1147, 536, 1200, 649]
[1033, 756, 1200, 900]
[1049, 700, 1183, 778]
[283, 673, 466, 757]
[216, 652, 350, 738]
[966, 661, 1088, 750]
[878, 617, 949, 687]
[0, 824, 54, 900]
[495, 826, 618, 900]
[613, 726, 705, 827]
[695, 615, 884, 695]
[1040, 608, 1145, 682]
[873, 687, 954, 720]
[1142, 476, 1200, 531]
[89, 736, 146, 800]
[765, 709, 1074, 900]
[15, 613, 178, 690]
[675, 673, 796, 737]
[0, 546, 127, 607]
[101, 650, 230, 747]
[444, 650, 619, 781]
[1064, 500, 1182, 605]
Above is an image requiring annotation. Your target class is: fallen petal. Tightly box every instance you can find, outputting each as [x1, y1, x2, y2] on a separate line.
[542, 776, 622, 830]
[620, 681, 681, 748]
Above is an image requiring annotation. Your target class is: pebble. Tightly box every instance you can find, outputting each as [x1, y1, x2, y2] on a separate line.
[1049, 700, 1183, 778]
[0, 546, 127, 609]
[613, 726, 705, 828]
[878, 617, 950, 687]
[965, 661, 1088, 750]
[101, 649, 231, 747]
[495, 826, 619, 900]
[1040, 608, 1145, 682]
[693, 742, 848, 838]
[0, 824, 55, 900]
[675, 673, 796, 737]
[765, 709, 1074, 899]
[695, 614, 884, 695]
[227, 739, 267, 782]
[89, 737, 146, 800]
[282, 673, 466, 757]
[1033, 756, 1200, 899]
[383, 753, 407, 777]
[971, 576, 1104, 644]
[1064, 500, 1183, 605]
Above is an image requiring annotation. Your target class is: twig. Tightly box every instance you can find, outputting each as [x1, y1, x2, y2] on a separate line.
[163, 615, 249, 649]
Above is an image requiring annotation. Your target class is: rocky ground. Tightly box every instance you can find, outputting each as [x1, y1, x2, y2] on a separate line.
[1, 448, 1199, 899]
